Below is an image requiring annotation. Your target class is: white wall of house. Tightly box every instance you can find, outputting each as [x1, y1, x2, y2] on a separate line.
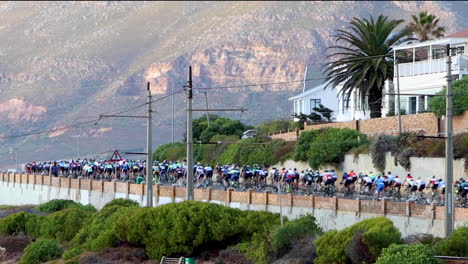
[392, 33, 468, 115]
[289, 83, 339, 121]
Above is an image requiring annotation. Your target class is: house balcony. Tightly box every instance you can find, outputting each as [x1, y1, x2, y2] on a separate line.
[396, 55, 468, 78]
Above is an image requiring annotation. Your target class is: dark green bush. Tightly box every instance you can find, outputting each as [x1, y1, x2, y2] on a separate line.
[103, 198, 140, 209]
[0, 212, 38, 235]
[216, 137, 294, 167]
[238, 214, 321, 264]
[63, 205, 139, 259]
[434, 226, 468, 257]
[429, 75, 468, 117]
[307, 128, 367, 169]
[39, 208, 94, 242]
[370, 135, 398, 172]
[294, 130, 319, 161]
[19, 238, 61, 264]
[376, 244, 440, 264]
[114, 201, 280, 260]
[152, 142, 186, 161]
[34, 199, 96, 212]
[314, 217, 402, 264]
[270, 214, 321, 257]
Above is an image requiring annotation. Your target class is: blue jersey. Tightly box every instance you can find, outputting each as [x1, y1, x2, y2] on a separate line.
[375, 178, 385, 187]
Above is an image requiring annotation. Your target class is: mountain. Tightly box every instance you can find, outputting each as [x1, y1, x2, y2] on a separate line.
[0, 1, 466, 169]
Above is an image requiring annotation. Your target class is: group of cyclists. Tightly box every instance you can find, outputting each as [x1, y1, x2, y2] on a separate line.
[24, 159, 468, 207]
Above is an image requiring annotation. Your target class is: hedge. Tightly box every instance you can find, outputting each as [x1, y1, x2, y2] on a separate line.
[19, 238, 61, 264]
[376, 244, 439, 264]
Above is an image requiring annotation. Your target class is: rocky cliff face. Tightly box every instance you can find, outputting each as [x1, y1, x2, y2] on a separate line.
[0, 1, 466, 168]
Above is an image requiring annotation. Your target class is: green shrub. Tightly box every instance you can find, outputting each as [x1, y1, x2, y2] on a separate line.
[270, 214, 321, 257]
[307, 128, 367, 169]
[19, 238, 61, 264]
[114, 201, 280, 260]
[103, 198, 140, 209]
[370, 135, 398, 172]
[376, 244, 440, 264]
[238, 214, 321, 264]
[34, 199, 96, 212]
[216, 137, 294, 167]
[152, 142, 186, 161]
[434, 226, 468, 257]
[429, 75, 468, 117]
[0, 212, 38, 235]
[294, 130, 319, 161]
[256, 119, 294, 135]
[39, 208, 94, 242]
[314, 217, 402, 264]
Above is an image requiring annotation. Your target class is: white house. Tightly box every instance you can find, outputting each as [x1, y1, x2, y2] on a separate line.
[387, 29, 468, 115]
[288, 66, 338, 121]
[336, 29, 468, 121]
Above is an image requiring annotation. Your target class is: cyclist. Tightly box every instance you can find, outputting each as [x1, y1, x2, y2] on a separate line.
[461, 179, 468, 205]
[393, 176, 402, 192]
[416, 177, 426, 197]
[438, 179, 446, 205]
[340, 171, 354, 195]
[374, 176, 386, 200]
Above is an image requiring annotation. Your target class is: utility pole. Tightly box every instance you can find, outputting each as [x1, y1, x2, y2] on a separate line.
[278, 179, 284, 227]
[99, 82, 153, 207]
[445, 44, 454, 237]
[172, 83, 175, 143]
[186, 66, 194, 201]
[396, 59, 402, 135]
[184, 66, 246, 201]
[146, 82, 153, 207]
[204, 92, 210, 127]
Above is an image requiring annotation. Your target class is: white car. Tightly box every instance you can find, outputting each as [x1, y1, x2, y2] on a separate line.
[241, 129, 257, 139]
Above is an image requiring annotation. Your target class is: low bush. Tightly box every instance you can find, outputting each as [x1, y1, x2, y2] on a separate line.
[152, 142, 186, 162]
[370, 135, 398, 172]
[294, 130, 318, 161]
[434, 226, 468, 257]
[19, 238, 61, 264]
[0, 212, 38, 235]
[376, 244, 439, 264]
[314, 217, 401, 264]
[39, 208, 94, 242]
[34, 199, 96, 213]
[238, 214, 321, 264]
[102, 198, 140, 209]
[114, 201, 280, 260]
[63, 205, 140, 259]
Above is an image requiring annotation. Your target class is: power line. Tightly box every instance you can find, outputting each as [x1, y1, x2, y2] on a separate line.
[0, 89, 185, 140]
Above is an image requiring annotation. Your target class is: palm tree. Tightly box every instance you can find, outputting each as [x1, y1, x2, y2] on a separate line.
[323, 15, 412, 118]
[406, 11, 445, 41]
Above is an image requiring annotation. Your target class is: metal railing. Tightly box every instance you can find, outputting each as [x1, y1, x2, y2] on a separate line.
[160, 256, 185, 264]
[397, 55, 468, 77]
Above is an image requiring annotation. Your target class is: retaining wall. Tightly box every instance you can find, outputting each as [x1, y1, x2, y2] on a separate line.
[0, 172, 467, 237]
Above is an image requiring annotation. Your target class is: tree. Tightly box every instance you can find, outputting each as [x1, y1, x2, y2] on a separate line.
[323, 15, 412, 118]
[429, 75, 468, 117]
[313, 104, 334, 122]
[406, 11, 445, 42]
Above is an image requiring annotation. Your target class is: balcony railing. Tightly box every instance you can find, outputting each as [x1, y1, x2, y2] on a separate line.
[396, 55, 468, 77]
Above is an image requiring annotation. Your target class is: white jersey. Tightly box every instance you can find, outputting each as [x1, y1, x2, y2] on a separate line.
[204, 166, 213, 172]
[438, 181, 446, 188]
[363, 176, 372, 183]
[394, 178, 402, 184]
[416, 179, 426, 186]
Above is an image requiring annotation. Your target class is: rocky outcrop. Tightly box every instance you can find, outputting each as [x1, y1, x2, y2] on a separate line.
[0, 97, 46, 122]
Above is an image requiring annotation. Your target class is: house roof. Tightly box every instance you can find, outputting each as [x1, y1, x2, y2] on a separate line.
[392, 29, 468, 51]
[288, 83, 335, 101]
[446, 29, 468, 38]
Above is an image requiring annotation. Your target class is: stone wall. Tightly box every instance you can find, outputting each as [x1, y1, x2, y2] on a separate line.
[269, 130, 299, 141]
[303, 120, 358, 132]
[1, 172, 468, 238]
[453, 110, 468, 135]
[269, 111, 468, 141]
[359, 112, 439, 136]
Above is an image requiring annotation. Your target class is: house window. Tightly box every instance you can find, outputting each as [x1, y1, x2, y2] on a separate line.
[299, 100, 304, 114]
[294, 101, 299, 114]
[310, 99, 321, 111]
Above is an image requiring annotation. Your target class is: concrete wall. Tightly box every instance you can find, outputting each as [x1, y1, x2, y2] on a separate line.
[273, 153, 466, 182]
[0, 173, 467, 238]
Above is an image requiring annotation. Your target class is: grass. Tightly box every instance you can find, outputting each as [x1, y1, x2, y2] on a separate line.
[0, 205, 14, 210]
